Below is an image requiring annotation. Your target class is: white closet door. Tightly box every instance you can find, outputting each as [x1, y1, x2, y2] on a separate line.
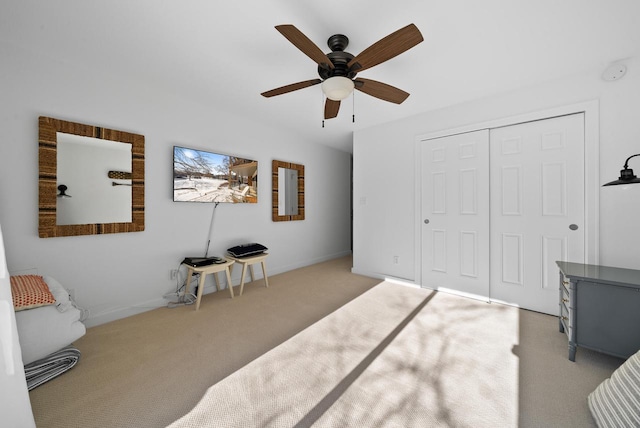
[421, 130, 490, 298]
[489, 113, 585, 314]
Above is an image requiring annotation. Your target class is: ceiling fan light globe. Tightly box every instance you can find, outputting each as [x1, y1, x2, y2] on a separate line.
[321, 76, 354, 101]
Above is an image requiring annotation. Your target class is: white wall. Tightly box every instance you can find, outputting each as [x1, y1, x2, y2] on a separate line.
[0, 42, 352, 327]
[353, 57, 640, 282]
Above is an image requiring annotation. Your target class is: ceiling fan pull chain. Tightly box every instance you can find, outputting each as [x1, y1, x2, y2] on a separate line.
[321, 90, 325, 128]
[352, 91, 356, 123]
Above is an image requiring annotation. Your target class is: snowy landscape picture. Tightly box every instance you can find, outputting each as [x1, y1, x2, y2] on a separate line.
[173, 146, 258, 203]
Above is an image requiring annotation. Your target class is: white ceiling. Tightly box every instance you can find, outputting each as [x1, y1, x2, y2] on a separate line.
[3, 1, 640, 152]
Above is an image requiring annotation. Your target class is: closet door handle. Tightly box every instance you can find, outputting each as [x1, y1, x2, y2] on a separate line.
[424, 219, 430, 224]
[569, 224, 578, 230]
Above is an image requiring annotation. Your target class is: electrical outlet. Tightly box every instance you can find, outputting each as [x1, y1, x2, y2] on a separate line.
[170, 269, 178, 280]
[68, 288, 75, 301]
[393, 256, 399, 264]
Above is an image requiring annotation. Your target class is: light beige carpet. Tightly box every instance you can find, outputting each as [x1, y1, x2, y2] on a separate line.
[28, 256, 622, 427]
[169, 281, 619, 428]
[28, 256, 380, 427]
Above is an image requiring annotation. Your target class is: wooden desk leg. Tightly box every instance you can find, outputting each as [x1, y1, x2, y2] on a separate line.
[213, 272, 233, 299]
[213, 272, 220, 293]
[248, 264, 255, 282]
[184, 267, 195, 297]
[195, 273, 207, 311]
[225, 267, 234, 299]
[216, 267, 233, 299]
[239, 263, 248, 296]
[261, 261, 269, 288]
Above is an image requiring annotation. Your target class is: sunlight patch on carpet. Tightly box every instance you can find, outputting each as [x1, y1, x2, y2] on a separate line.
[168, 281, 519, 427]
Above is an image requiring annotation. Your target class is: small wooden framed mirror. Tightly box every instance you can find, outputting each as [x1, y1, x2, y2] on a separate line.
[38, 116, 145, 237]
[272, 160, 304, 222]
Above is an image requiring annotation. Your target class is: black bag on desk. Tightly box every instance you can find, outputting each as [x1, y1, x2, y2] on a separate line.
[227, 243, 267, 258]
[182, 256, 224, 267]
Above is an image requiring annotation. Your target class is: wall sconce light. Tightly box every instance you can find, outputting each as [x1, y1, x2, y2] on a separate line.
[603, 154, 640, 186]
[57, 184, 72, 198]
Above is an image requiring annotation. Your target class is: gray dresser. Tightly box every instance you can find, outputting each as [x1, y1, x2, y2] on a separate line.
[557, 261, 640, 362]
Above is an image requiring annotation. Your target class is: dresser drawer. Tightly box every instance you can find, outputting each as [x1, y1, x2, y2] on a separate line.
[560, 274, 570, 295]
[560, 298, 571, 338]
[560, 286, 570, 310]
[559, 274, 572, 332]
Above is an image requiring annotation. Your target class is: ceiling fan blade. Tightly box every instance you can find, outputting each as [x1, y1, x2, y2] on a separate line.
[348, 24, 423, 73]
[324, 99, 341, 119]
[261, 79, 322, 98]
[354, 78, 410, 104]
[275, 25, 334, 70]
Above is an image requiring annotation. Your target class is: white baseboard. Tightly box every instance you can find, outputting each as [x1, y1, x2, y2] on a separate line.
[271, 251, 352, 276]
[84, 297, 167, 328]
[85, 281, 234, 328]
[434, 286, 492, 304]
[351, 268, 499, 306]
[350, 267, 419, 288]
[85, 251, 353, 328]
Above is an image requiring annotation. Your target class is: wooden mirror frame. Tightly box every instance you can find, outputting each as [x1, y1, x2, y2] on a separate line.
[272, 160, 304, 222]
[38, 116, 145, 237]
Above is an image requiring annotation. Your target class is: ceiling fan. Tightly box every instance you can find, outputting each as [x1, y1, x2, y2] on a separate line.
[261, 23, 424, 120]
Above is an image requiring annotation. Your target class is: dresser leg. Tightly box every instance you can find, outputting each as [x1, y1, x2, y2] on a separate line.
[568, 343, 576, 362]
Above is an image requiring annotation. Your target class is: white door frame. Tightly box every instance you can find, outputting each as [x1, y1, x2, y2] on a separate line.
[414, 100, 600, 289]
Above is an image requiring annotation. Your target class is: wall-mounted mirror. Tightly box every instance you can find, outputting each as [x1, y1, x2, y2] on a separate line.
[272, 160, 304, 222]
[278, 167, 298, 215]
[38, 116, 145, 237]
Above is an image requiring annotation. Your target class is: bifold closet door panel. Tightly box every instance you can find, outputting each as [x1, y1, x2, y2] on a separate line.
[489, 113, 585, 315]
[421, 129, 490, 298]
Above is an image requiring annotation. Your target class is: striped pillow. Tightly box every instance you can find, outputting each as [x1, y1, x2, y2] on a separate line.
[588, 350, 640, 428]
[10, 275, 56, 311]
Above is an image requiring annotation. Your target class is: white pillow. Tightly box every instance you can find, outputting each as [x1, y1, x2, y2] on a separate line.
[588, 350, 640, 427]
[43, 275, 72, 312]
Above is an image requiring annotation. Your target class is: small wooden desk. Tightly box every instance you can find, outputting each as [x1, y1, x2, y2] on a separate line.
[183, 259, 235, 311]
[226, 253, 269, 296]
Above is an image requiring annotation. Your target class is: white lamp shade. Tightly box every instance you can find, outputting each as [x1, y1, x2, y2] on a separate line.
[321, 77, 355, 101]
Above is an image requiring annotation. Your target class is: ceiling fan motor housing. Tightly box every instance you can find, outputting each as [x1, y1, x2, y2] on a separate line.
[318, 34, 358, 80]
